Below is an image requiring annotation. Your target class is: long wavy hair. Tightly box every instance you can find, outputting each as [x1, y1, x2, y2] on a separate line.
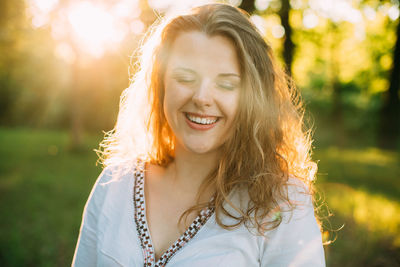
[98, 3, 318, 234]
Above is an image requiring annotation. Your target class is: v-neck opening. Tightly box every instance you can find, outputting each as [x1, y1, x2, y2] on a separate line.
[133, 161, 215, 267]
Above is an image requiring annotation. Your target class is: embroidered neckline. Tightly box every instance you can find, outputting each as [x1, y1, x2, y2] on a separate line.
[133, 163, 215, 267]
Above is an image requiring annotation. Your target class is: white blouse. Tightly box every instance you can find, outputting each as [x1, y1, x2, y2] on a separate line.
[72, 164, 325, 267]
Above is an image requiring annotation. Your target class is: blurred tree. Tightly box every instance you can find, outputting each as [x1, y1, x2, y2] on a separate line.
[239, 0, 256, 13]
[240, 0, 294, 74]
[279, 0, 294, 75]
[0, 0, 26, 125]
[379, 12, 400, 149]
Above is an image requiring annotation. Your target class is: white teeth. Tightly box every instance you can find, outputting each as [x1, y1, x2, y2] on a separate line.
[186, 113, 218, 125]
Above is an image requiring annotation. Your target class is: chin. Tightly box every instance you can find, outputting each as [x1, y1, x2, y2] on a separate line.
[188, 146, 212, 155]
[184, 142, 216, 155]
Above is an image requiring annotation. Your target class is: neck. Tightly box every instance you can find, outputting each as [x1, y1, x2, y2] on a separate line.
[166, 144, 220, 197]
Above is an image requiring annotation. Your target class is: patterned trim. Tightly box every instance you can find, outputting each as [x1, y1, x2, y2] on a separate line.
[133, 163, 214, 267]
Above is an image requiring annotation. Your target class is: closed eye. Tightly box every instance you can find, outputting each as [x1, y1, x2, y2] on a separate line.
[216, 79, 239, 90]
[171, 68, 197, 84]
[174, 75, 196, 83]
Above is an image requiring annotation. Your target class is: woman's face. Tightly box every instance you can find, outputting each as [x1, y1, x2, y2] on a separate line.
[163, 31, 241, 155]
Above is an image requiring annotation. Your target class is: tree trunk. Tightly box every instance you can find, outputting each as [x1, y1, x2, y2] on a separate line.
[379, 18, 400, 149]
[279, 0, 294, 75]
[239, 0, 255, 13]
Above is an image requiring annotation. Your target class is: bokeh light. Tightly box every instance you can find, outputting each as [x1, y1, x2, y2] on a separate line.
[255, 0, 272, 11]
[303, 9, 319, 29]
[67, 1, 126, 58]
[250, 15, 267, 36]
[27, 0, 143, 59]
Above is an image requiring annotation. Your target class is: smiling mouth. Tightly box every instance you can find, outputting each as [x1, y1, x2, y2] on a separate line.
[185, 113, 219, 125]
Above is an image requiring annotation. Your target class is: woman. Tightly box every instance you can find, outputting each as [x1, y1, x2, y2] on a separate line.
[73, 4, 325, 267]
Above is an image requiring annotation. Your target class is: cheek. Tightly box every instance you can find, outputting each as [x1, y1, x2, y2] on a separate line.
[163, 92, 176, 125]
[163, 86, 174, 124]
[221, 92, 240, 122]
[163, 81, 178, 112]
[163, 82, 190, 121]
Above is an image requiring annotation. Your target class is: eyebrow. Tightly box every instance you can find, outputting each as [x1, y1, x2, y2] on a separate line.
[173, 67, 240, 78]
[218, 73, 241, 78]
[172, 67, 196, 74]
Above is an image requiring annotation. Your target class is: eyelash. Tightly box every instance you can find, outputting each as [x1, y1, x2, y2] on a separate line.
[174, 76, 195, 83]
[217, 81, 236, 90]
[173, 75, 238, 90]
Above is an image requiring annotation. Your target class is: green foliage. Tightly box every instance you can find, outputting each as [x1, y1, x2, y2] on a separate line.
[0, 0, 398, 148]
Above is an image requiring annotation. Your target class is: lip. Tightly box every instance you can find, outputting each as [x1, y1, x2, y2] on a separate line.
[185, 112, 219, 119]
[184, 112, 219, 131]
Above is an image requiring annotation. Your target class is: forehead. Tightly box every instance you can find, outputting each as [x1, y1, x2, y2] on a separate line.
[166, 31, 240, 75]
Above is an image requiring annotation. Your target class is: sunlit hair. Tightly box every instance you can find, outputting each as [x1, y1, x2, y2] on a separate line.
[98, 3, 318, 233]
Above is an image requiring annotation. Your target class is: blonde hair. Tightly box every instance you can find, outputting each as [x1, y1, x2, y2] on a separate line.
[98, 4, 318, 233]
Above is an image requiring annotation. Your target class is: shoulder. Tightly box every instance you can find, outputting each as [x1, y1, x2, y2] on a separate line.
[93, 165, 131, 191]
[259, 177, 325, 266]
[222, 177, 313, 225]
[86, 163, 138, 210]
[271, 177, 317, 232]
[283, 177, 314, 214]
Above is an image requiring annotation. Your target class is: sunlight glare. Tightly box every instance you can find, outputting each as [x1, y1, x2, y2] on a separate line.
[148, 0, 173, 10]
[255, 0, 272, 11]
[271, 25, 285, 38]
[309, 0, 362, 24]
[130, 20, 145, 35]
[363, 6, 377, 21]
[55, 42, 76, 64]
[388, 5, 400, 20]
[112, 0, 141, 19]
[67, 2, 127, 58]
[290, 0, 303, 10]
[32, 14, 49, 28]
[50, 17, 67, 41]
[250, 15, 267, 36]
[148, 0, 215, 13]
[28, 0, 58, 28]
[303, 9, 319, 29]
[346, 8, 363, 24]
[31, 0, 58, 13]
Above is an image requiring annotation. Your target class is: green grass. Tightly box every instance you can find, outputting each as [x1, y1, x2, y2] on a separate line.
[0, 128, 102, 266]
[314, 147, 400, 266]
[0, 128, 399, 266]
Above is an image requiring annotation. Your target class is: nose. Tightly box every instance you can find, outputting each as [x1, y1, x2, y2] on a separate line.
[192, 78, 213, 108]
